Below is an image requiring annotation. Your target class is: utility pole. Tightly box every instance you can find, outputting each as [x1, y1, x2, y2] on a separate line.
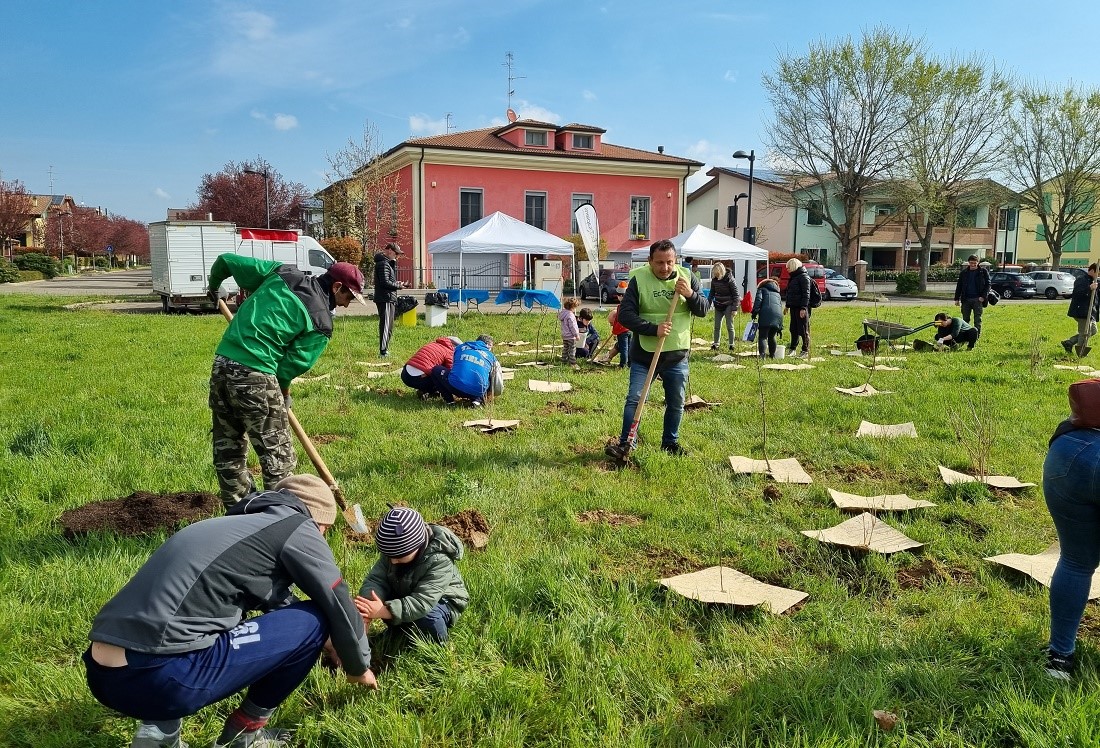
[504, 52, 525, 113]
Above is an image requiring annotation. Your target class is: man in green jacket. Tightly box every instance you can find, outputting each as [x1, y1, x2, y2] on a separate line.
[207, 255, 366, 509]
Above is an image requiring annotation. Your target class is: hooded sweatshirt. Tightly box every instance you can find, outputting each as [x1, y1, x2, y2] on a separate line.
[359, 524, 470, 625]
[88, 489, 371, 676]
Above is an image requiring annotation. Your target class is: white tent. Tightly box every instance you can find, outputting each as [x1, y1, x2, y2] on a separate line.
[631, 224, 769, 302]
[428, 211, 575, 301]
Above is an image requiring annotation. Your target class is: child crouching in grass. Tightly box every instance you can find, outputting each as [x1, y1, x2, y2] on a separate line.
[354, 506, 469, 643]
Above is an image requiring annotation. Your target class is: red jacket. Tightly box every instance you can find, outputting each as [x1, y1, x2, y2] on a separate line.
[407, 338, 457, 372]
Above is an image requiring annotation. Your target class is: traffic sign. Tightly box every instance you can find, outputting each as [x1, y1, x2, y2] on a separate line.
[106, 245, 114, 254]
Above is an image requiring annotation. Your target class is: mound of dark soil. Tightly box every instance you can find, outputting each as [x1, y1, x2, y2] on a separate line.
[59, 491, 219, 539]
[436, 509, 491, 550]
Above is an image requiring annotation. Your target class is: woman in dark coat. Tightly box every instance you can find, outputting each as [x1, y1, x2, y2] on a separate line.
[709, 261, 740, 350]
[752, 277, 784, 358]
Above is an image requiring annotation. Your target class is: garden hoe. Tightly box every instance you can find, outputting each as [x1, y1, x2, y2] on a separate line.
[613, 296, 680, 467]
[218, 300, 369, 533]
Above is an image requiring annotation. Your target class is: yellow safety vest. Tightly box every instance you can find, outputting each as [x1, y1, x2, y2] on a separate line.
[632, 265, 692, 353]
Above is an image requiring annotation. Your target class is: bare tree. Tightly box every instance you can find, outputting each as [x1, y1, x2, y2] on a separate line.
[0, 179, 35, 257]
[322, 122, 408, 262]
[885, 56, 1011, 289]
[763, 28, 924, 273]
[1003, 83, 1100, 269]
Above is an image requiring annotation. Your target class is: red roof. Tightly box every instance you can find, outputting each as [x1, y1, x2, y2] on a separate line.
[389, 121, 700, 166]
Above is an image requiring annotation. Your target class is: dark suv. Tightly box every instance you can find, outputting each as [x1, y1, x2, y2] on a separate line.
[989, 271, 1037, 299]
[578, 269, 629, 303]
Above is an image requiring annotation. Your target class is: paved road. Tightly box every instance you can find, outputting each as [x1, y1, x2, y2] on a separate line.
[0, 269, 1069, 313]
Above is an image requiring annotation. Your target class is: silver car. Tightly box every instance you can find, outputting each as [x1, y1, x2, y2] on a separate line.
[1025, 270, 1075, 299]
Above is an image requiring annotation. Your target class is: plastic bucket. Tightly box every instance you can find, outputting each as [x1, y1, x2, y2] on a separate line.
[399, 309, 417, 327]
[775, 344, 786, 359]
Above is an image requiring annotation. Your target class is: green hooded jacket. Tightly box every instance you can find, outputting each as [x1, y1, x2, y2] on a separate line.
[359, 524, 470, 625]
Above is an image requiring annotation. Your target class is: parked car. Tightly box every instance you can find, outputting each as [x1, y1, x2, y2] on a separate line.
[577, 269, 629, 303]
[756, 261, 828, 295]
[1025, 270, 1075, 299]
[989, 271, 1037, 299]
[823, 269, 858, 301]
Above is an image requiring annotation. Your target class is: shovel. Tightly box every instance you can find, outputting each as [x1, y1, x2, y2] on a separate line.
[614, 294, 681, 466]
[218, 300, 369, 533]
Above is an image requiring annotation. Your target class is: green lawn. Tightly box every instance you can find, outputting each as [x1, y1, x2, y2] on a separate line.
[1, 295, 1097, 747]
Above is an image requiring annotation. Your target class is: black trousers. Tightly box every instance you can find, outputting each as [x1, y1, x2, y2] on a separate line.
[378, 301, 396, 355]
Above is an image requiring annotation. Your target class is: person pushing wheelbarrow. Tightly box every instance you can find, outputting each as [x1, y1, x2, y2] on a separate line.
[605, 239, 710, 463]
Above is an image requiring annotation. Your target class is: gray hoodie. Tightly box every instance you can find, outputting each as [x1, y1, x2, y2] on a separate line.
[88, 489, 371, 676]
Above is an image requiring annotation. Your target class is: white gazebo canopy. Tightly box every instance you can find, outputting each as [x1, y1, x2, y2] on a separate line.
[429, 211, 574, 256]
[629, 224, 768, 263]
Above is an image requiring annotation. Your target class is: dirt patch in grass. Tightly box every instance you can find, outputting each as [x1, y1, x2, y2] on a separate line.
[540, 400, 587, 415]
[762, 484, 782, 501]
[576, 509, 643, 527]
[59, 491, 219, 539]
[312, 434, 345, 445]
[435, 509, 491, 550]
[940, 512, 988, 540]
[819, 463, 896, 483]
[896, 558, 975, 590]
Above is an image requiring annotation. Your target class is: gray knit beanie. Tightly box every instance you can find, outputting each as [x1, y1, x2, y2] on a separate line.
[274, 474, 337, 525]
[375, 506, 430, 558]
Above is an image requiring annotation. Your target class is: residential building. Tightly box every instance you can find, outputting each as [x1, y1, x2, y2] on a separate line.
[319, 119, 702, 288]
[3, 194, 77, 261]
[685, 167, 794, 256]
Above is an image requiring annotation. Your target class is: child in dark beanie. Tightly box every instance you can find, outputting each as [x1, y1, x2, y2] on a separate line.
[354, 507, 469, 643]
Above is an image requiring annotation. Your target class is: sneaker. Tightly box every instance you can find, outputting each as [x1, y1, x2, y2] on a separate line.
[1063, 340, 1075, 354]
[728, 345, 735, 351]
[131, 724, 187, 748]
[710, 343, 719, 351]
[214, 728, 294, 748]
[661, 443, 687, 456]
[470, 400, 483, 408]
[1044, 647, 1075, 681]
[604, 442, 629, 460]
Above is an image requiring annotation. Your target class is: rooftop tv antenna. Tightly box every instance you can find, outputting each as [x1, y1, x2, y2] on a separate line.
[504, 51, 524, 118]
[445, 112, 454, 133]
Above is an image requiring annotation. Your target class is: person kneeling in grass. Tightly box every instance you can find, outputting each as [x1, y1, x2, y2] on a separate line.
[933, 312, 978, 350]
[83, 475, 376, 748]
[355, 506, 469, 644]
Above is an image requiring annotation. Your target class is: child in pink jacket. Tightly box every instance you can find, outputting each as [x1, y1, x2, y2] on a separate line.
[558, 297, 580, 365]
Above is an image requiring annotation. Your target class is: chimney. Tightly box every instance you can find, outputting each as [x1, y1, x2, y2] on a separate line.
[657, 145, 664, 154]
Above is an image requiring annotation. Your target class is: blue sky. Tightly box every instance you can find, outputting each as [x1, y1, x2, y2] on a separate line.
[3, 0, 1097, 225]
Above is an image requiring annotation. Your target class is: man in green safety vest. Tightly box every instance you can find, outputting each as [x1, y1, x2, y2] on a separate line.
[605, 239, 710, 458]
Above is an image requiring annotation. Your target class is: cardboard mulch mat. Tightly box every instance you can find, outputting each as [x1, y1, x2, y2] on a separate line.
[435, 509, 491, 550]
[59, 491, 219, 539]
[984, 543, 1100, 598]
[659, 566, 807, 614]
[683, 394, 721, 410]
[576, 509, 643, 527]
[938, 465, 1036, 490]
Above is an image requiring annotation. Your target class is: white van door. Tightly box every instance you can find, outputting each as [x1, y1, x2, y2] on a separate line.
[297, 236, 335, 276]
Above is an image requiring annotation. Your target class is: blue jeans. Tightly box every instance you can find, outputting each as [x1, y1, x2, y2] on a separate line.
[393, 601, 455, 643]
[83, 601, 329, 720]
[614, 332, 631, 367]
[618, 357, 689, 448]
[1044, 430, 1100, 655]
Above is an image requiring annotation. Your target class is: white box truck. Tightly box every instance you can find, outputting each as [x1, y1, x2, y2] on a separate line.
[149, 221, 337, 312]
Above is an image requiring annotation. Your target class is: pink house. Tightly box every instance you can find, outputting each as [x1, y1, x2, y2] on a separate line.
[366, 119, 702, 288]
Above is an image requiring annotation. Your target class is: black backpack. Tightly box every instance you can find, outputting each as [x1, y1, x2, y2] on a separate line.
[809, 279, 823, 309]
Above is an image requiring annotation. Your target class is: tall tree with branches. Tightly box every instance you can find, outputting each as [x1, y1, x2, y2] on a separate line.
[192, 157, 311, 229]
[885, 55, 1012, 289]
[763, 28, 924, 273]
[0, 179, 35, 257]
[322, 121, 407, 259]
[1003, 84, 1100, 269]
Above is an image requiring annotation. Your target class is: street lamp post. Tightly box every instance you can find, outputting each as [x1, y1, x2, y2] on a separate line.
[732, 150, 756, 244]
[243, 168, 271, 229]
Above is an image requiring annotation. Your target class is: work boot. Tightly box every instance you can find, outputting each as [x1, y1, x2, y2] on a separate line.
[661, 443, 688, 456]
[1063, 339, 1075, 354]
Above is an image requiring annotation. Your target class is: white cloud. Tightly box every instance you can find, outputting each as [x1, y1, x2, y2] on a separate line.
[233, 11, 276, 42]
[582, 89, 597, 101]
[386, 16, 413, 30]
[154, 188, 170, 200]
[273, 113, 298, 130]
[452, 26, 470, 44]
[488, 100, 562, 127]
[724, 70, 738, 83]
[249, 110, 298, 131]
[409, 115, 448, 135]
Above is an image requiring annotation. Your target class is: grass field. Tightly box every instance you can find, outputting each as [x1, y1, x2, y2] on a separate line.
[1, 294, 1098, 747]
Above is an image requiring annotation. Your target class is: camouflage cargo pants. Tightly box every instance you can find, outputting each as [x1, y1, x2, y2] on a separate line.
[209, 355, 296, 510]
